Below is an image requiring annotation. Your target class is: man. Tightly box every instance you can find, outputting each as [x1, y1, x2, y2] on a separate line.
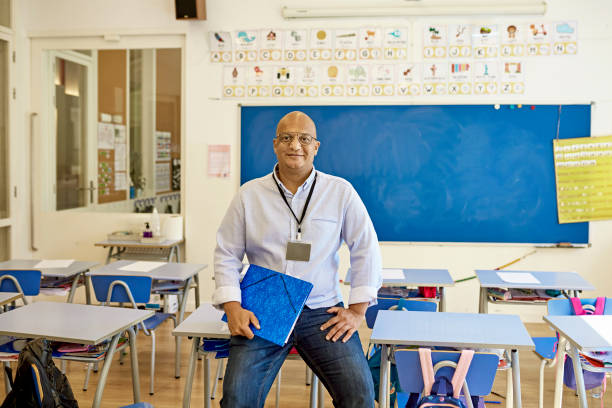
[213, 111, 382, 407]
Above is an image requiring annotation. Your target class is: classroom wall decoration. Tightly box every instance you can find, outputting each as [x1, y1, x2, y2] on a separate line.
[214, 22, 576, 98]
[554, 135, 612, 223]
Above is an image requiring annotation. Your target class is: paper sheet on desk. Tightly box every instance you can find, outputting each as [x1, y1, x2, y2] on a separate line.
[34, 260, 74, 269]
[497, 272, 540, 284]
[382, 269, 405, 280]
[119, 261, 166, 272]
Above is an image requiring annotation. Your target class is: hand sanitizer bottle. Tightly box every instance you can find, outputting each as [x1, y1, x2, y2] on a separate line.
[143, 222, 153, 238]
[151, 207, 161, 237]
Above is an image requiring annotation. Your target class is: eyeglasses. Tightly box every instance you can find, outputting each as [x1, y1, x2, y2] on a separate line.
[276, 132, 316, 145]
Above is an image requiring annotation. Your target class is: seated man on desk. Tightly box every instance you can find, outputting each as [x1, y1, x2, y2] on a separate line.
[213, 111, 382, 407]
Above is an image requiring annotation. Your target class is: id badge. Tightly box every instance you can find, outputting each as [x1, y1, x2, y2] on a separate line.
[286, 240, 311, 262]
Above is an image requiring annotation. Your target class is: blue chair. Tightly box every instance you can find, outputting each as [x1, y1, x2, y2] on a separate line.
[90, 275, 176, 395]
[366, 297, 437, 329]
[533, 297, 612, 408]
[120, 403, 154, 408]
[394, 349, 499, 408]
[0, 269, 42, 306]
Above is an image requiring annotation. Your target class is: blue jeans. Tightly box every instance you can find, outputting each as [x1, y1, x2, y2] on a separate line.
[220, 303, 375, 408]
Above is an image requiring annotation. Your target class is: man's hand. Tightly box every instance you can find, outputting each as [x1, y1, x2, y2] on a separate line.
[223, 301, 260, 339]
[320, 302, 368, 343]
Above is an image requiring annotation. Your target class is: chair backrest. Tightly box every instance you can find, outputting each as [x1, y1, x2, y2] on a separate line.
[0, 270, 42, 296]
[90, 275, 152, 304]
[365, 297, 437, 329]
[547, 297, 612, 316]
[394, 349, 499, 397]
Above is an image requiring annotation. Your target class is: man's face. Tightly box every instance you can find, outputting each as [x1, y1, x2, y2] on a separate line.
[273, 116, 319, 172]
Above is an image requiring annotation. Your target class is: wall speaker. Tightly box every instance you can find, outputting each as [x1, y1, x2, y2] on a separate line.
[175, 0, 206, 20]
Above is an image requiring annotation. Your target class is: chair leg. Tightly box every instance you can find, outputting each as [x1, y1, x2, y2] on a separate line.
[275, 368, 281, 408]
[310, 373, 318, 408]
[305, 365, 311, 385]
[317, 378, 324, 408]
[83, 363, 92, 391]
[149, 332, 156, 395]
[60, 360, 66, 374]
[539, 359, 547, 408]
[506, 368, 513, 408]
[211, 358, 223, 399]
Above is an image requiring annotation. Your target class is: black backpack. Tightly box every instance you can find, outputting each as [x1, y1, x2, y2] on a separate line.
[1, 339, 78, 408]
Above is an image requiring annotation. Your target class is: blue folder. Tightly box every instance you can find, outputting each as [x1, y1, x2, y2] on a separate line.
[222, 264, 313, 346]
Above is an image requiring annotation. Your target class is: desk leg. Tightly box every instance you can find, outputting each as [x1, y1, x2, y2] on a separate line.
[478, 287, 488, 314]
[183, 336, 200, 408]
[204, 354, 212, 408]
[553, 337, 566, 408]
[438, 286, 445, 312]
[176, 244, 182, 262]
[105, 247, 114, 265]
[317, 379, 324, 407]
[169, 246, 177, 263]
[127, 326, 142, 403]
[379, 345, 390, 408]
[510, 349, 522, 408]
[85, 274, 92, 305]
[310, 374, 318, 408]
[569, 344, 588, 408]
[175, 277, 193, 378]
[92, 333, 122, 408]
[194, 272, 201, 308]
[3, 361, 10, 393]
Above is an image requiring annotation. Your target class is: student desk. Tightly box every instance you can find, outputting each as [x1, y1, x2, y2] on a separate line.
[88, 260, 206, 377]
[0, 259, 98, 303]
[544, 315, 612, 408]
[0, 292, 21, 308]
[475, 270, 595, 313]
[345, 268, 454, 311]
[370, 310, 535, 408]
[95, 238, 184, 264]
[0, 301, 152, 408]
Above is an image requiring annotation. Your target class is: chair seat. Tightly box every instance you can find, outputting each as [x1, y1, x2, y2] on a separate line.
[533, 336, 557, 360]
[120, 403, 154, 408]
[143, 312, 174, 331]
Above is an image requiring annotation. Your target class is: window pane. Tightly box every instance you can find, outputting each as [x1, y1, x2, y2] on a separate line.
[0, 0, 10, 29]
[0, 40, 8, 218]
[55, 57, 88, 210]
[0, 226, 9, 260]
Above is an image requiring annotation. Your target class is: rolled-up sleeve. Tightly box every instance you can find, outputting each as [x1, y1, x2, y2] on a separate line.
[341, 187, 382, 306]
[213, 192, 246, 307]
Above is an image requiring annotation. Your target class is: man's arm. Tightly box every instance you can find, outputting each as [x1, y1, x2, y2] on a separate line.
[223, 301, 260, 339]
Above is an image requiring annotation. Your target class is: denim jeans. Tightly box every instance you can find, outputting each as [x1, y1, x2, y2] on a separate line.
[220, 303, 375, 408]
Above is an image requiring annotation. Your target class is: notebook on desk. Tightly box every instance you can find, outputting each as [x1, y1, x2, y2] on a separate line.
[223, 264, 313, 346]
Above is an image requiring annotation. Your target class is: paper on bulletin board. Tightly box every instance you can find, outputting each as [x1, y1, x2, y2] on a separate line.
[98, 122, 115, 149]
[155, 162, 171, 193]
[114, 172, 127, 191]
[208, 145, 231, 178]
[114, 143, 126, 171]
[554, 135, 612, 223]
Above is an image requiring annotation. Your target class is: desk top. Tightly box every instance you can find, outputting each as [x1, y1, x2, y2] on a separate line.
[0, 292, 22, 306]
[0, 260, 99, 278]
[0, 301, 153, 345]
[371, 310, 534, 350]
[173, 303, 229, 339]
[88, 260, 206, 281]
[544, 315, 612, 352]
[345, 268, 455, 287]
[95, 239, 183, 249]
[475, 270, 595, 291]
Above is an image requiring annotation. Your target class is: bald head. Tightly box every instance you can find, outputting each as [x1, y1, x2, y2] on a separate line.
[276, 111, 317, 138]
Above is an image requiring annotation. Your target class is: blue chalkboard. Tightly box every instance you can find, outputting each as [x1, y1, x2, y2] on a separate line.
[240, 105, 590, 244]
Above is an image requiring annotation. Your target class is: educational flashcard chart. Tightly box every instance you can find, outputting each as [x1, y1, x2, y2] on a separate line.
[448, 62, 472, 95]
[423, 24, 447, 58]
[309, 29, 333, 61]
[233, 30, 258, 62]
[448, 24, 472, 58]
[359, 28, 383, 60]
[371, 64, 395, 96]
[259, 29, 282, 61]
[422, 62, 448, 95]
[271, 66, 295, 97]
[223, 65, 246, 97]
[526, 23, 551, 56]
[247, 65, 272, 97]
[383, 28, 409, 60]
[346, 64, 370, 97]
[473, 61, 499, 94]
[295, 65, 319, 97]
[209, 31, 232, 62]
[284, 29, 308, 62]
[396, 63, 422, 96]
[334, 29, 358, 61]
[500, 24, 525, 57]
[500, 61, 524, 94]
[472, 25, 499, 59]
[552, 21, 577, 55]
[321, 64, 345, 96]
[554, 135, 612, 223]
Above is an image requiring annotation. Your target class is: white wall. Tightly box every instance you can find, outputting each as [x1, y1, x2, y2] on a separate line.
[14, 0, 612, 319]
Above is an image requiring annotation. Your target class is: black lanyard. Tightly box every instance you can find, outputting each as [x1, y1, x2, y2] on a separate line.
[273, 171, 317, 236]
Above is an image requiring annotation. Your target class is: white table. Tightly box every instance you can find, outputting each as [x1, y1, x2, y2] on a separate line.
[0, 259, 98, 303]
[0, 301, 152, 408]
[475, 270, 595, 313]
[544, 315, 612, 408]
[345, 268, 454, 311]
[95, 238, 184, 264]
[89, 260, 206, 377]
[370, 310, 535, 408]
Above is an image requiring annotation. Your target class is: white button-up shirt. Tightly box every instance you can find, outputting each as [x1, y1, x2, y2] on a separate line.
[213, 166, 382, 309]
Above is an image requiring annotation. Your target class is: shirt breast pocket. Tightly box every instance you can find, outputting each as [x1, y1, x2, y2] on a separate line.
[308, 217, 339, 239]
